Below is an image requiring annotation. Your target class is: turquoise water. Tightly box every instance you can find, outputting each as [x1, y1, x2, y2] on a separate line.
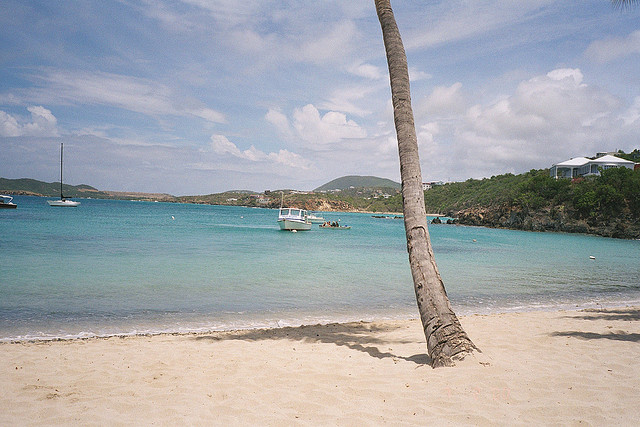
[1, 195, 639, 341]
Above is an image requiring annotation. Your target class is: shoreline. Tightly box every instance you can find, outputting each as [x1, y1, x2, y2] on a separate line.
[2, 306, 638, 425]
[4, 297, 640, 344]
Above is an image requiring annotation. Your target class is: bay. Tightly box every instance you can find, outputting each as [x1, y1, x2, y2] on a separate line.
[1, 195, 639, 341]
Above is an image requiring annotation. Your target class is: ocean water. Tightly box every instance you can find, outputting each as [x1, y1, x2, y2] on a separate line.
[1, 195, 639, 342]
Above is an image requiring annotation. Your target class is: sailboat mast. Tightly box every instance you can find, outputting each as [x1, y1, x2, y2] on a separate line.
[60, 143, 64, 199]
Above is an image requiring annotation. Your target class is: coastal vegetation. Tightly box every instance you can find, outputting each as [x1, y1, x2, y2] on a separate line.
[432, 165, 640, 239]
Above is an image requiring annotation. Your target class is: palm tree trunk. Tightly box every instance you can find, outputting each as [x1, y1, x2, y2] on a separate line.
[374, 0, 478, 367]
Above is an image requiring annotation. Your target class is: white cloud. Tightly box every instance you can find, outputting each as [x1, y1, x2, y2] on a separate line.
[229, 20, 360, 66]
[179, 0, 262, 27]
[463, 68, 619, 148]
[210, 134, 243, 157]
[0, 106, 59, 137]
[348, 63, 384, 80]
[621, 96, 640, 125]
[29, 70, 226, 124]
[192, 108, 226, 124]
[404, 1, 556, 51]
[24, 106, 60, 136]
[585, 30, 640, 63]
[419, 82, 466, 116]
[230, 29, 274, 53]
[295, 21, 359, 65]
[265, 109, 292, 137]
[320, 86, 378, 117]
[291, 104, 367, 149]
[544, 68, 584, 85]
[0, 111, 21, 137]
[418, 122, 440, 144]
[267, 149, 311, 170]
[409, 67, 432, 82]
[209, 134, 310, 169]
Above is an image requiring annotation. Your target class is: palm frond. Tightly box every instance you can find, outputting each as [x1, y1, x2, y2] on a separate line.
[612, 0, 639, 9]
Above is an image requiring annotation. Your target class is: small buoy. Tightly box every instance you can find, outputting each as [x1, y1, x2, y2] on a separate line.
[291, 229, 297, 233]
[240, 216, 243, 219]
[589, 256, 596, 260]
[472, 239, 477, 242]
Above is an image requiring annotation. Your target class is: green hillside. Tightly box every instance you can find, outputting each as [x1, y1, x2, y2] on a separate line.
[314, 175, 400, 192]
[0, 177, 171, 200]
[0, 177, 109, 198]
[427, 167, 640, 239]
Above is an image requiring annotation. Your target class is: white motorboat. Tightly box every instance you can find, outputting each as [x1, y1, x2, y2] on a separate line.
[306, 213, 325, 224]
[48, 143, 80, 207]
[0, 195, 17, 209]
[278, 207, 312, 231]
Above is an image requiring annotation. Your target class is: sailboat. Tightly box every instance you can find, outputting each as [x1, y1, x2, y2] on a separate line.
[48, 143, 80, 207]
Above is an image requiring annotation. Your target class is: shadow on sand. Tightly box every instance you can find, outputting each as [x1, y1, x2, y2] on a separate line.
[552, 307, 640, 343]
[567, 307, 640, 322]
[193, 322, 431, 366]
[551, 330, 640, 342]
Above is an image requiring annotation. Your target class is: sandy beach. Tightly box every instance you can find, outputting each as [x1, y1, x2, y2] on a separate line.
[1, 307, 638, 426]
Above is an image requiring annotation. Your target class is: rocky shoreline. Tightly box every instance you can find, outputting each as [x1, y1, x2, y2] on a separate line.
[452, 204, 640, 240]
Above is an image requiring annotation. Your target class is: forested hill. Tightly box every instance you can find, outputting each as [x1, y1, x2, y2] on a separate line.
[0, 178, 174, 201]
[425, 168, 640, 239]
[0, 178, 109, 198]
[314, 175, 400, 192]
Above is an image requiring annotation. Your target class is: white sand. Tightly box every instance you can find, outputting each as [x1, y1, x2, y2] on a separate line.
[1, 307, 639, 425]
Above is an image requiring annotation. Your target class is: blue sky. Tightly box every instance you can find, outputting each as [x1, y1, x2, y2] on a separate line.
[1, 1, 640, 195]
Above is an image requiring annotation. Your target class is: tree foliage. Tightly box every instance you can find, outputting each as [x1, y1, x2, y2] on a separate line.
[426, 167, 640, 221]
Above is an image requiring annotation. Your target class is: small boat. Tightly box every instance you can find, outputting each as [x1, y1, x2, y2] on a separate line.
[320, 221, 351, 229]
[306, 213, 325, 224]
[278, 207, 312, 231]
[0, 195, 17, 209]
[48, 143, 80, 207]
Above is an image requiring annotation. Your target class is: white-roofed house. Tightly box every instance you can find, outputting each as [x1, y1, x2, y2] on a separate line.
[550, 155, 636, 179]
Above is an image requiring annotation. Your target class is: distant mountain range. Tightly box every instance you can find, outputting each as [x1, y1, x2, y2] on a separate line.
[314, 175, 400, 192]
[0, 178, 173, 201]
[1, 175, 400, 198]
[0, 178, 103, 197]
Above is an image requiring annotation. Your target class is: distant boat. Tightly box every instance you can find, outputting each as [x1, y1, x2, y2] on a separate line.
[0, 195, 17, 209]
[307, 213, 325, 224]
[48, 143, 80, 207]
[320, 222, 351, 230]
[48, 198, 80, 207]
[278, 207, 312, 231]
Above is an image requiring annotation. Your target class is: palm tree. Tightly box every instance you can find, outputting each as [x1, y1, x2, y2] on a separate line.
[374, 0, 478, 367]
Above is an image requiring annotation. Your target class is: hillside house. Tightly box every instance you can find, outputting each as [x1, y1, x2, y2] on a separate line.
[550, 155, 636, 179]
[422, 181, 445, 191]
